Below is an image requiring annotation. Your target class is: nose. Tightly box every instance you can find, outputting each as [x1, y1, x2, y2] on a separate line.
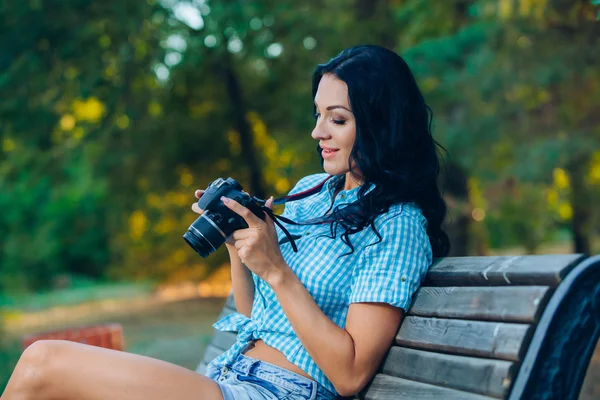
[311, 120, 331, 141]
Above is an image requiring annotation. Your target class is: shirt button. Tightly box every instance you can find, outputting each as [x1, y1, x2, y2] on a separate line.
[340, 193, 346, 199]
[220, 367, 229, 373]
[401, 275, 407, 282]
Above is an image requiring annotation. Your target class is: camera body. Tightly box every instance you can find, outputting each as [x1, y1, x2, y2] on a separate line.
[183, 177, 265, 258]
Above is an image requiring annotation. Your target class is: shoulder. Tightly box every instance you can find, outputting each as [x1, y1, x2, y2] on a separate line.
[375, 202, 428, 231]
[364, 202, 430, 249]
[288, 173, 330, 195]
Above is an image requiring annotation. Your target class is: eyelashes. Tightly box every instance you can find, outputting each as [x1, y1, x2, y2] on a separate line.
[313, 113, 346, 125]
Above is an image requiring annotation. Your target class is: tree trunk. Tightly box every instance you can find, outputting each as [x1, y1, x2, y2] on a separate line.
[567, 157, 592, 255]
[223, 60, 266, 199]
[442, 161, 470, 256]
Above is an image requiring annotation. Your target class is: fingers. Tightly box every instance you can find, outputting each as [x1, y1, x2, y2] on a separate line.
[192, 189, 205, 214]
[265, 196, 274, 209]
[191, 203, 204, 215]
[221, 196, 262, 227]
[232, 229, 252, 240]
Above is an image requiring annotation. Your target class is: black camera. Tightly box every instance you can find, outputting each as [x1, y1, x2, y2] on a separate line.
[183, 177, 266, 258]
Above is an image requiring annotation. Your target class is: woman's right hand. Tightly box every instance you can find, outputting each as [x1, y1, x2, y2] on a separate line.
[192, 189, 236, 247]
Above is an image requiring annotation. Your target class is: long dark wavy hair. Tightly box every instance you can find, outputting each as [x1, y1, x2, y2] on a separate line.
[312, 45, 450, 258]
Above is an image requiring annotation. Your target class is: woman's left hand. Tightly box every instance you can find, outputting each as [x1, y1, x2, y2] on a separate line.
[221, 195, 289, 285]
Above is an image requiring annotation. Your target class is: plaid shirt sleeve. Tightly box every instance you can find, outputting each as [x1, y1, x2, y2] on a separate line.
[349, 211, 433, 311]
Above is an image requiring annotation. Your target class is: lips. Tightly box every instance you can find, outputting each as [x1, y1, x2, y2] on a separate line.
[321, 147, 339, 159]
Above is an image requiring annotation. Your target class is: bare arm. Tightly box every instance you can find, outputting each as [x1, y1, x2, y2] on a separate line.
[219, 191, 421, 397]
[267, 270, 403, 397]
[225, 243, 254, 318]
[192, 189, 255, 318]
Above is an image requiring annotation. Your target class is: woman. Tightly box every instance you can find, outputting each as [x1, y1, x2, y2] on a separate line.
[1, 45, 449, 400]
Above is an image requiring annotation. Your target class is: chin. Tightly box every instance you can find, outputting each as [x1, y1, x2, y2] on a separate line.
[322, 163, 348, 176]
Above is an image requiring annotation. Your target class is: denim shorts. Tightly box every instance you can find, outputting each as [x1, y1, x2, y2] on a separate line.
[205, 353, 337, 400]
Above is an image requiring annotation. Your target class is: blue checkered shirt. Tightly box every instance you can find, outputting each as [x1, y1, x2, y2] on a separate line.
[205, 173, 433, 396]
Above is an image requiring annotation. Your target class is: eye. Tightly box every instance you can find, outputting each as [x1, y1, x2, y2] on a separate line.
[332, 119, 346, 125]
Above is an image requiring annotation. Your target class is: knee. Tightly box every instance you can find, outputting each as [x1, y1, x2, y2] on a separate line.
[11, 340, 62, 397]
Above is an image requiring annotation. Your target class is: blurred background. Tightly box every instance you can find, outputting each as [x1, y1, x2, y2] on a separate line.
[1, 0, 599, 397]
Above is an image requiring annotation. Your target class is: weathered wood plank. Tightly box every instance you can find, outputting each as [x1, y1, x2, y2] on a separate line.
[196, 362, 207, 375]
[408, 286, 552, 323]
[396, 316, 532, 362]
[362, 374, 496, 400]
[216, 305, 237, 320]
[424, 255, 584, 287]
[381, 347, 515, 398]
[225, 293, 236, 310]
[201, 343, 224, 365]
[196, 333, 236, 375]
[211, 330, 238, 351]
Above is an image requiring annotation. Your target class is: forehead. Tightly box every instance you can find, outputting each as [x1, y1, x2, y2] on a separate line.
[314, 74, 349, 107]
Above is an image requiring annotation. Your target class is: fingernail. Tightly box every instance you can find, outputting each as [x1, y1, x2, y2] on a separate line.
[220, 196, 228, 203]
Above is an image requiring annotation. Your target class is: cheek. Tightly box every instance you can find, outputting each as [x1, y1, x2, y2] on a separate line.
[342, 126, 356, 151]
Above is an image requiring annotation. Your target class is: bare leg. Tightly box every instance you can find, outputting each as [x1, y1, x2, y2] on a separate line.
[1, 340, 224, 400]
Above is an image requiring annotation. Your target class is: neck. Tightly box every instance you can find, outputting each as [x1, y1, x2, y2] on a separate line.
[343, 172, 362, 191]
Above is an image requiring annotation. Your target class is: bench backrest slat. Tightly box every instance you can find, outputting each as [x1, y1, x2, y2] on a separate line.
[424, 255, 584, 287]
[211, 330, 237, 351]
[396, 316, 532, 362]
[408, 286, 552, 323]
[198, 254, 597, 400]
[364, 374, 496, 399]
[221, 286, 552, 325]
[380, 347, 515, 399]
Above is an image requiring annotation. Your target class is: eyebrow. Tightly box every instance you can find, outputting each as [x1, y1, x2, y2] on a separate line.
[314, 103, 353, 113]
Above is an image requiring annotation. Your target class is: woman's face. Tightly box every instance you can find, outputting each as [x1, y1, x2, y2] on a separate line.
[311, 74, 359, 177]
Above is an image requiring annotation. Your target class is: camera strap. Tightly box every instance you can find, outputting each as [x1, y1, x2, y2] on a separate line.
[255, 175, 364, 253]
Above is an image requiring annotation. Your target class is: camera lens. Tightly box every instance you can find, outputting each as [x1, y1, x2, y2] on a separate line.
[183, 213, 228, 258]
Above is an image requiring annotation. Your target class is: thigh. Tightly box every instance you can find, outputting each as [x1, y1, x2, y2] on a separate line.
[22, 340, 224, 400]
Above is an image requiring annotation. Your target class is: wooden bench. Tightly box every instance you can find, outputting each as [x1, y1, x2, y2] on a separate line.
[196, 254, 600, 399]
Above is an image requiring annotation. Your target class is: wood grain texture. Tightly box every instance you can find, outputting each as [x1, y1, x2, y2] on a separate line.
[201, 343, 223, 365]
[361, 374, 496, 400]
[225, 293, 236, 310]
[408, 286, 552, 323]
[381, 347, 515, 398]
[218, 305, 236, 320]
[425, 255, 584, 287]
[196, 362, 207, 375]
[211, 330, 238, 351]
[396, 316, 532, 362]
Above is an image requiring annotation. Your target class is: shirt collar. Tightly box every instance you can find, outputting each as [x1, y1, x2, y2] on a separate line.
[325, 174, 376, 200]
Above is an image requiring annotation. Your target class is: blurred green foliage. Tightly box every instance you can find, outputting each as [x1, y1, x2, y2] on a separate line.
[0, 0, 599, 295]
